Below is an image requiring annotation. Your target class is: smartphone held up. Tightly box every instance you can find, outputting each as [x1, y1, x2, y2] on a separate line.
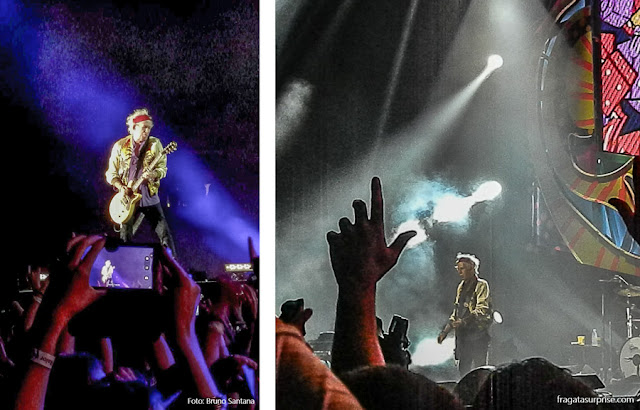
[88, 242, 158, 290]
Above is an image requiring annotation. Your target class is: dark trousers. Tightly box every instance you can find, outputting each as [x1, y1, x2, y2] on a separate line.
[456, 333, 489, 378]
[120, 203, 177, 257]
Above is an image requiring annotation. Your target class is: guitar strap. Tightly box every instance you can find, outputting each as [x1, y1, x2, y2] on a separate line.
[458, 278, 478, 320]
[126, 138, 149, 187]
[133, 138, 151, 177]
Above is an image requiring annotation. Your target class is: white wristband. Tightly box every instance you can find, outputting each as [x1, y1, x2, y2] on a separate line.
[31, 348, 55, 369]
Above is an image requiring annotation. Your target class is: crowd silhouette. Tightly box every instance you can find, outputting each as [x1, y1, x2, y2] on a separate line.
[1, 235, 259, 410]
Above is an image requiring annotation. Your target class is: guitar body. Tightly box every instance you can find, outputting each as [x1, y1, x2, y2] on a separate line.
[109, 190, 142, 225]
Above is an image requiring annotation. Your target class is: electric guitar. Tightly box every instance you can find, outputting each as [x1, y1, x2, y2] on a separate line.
[108, 141, 177, 226]
[438, 310, 461, 343]
[438, 289, 492, 343]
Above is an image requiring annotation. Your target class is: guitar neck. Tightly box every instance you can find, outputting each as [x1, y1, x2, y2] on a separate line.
[129, 141, 176, 192]
[131, 152, 164, 192]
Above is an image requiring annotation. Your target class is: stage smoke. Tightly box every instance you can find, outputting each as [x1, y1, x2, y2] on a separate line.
[277, 79, 314, 152]
[412, 336, 455, 366]
[391, 219, 428, 248]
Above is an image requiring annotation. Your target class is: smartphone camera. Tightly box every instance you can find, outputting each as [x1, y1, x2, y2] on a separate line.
[89, 242, 157, 290]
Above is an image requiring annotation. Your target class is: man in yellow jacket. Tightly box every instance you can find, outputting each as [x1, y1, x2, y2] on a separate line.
[106, 108, 176, 256]
[438, 253, 491, 377]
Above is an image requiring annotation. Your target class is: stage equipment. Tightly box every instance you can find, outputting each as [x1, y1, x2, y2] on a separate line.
[617, 279, 640, 339]
[619, 337, 640, 379]
[308, 331, 334, 367]
[600, 275, 640, 339]
[596, 274, 632, 379]
[617, 284, 640, 298]
[602, 274, 640, 380]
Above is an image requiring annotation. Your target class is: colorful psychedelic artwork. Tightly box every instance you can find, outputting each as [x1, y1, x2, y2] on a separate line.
[529, 0, 640, 276]
[599, 0, 640, 156]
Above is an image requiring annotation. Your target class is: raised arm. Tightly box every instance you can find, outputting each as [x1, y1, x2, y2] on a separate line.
[327, 177, 416, 374]
[203, 322, 230, 367]
[158, 247, 224, 401]
[15, 235, 107, 410]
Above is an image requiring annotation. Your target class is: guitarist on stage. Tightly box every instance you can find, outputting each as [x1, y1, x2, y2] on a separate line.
[437, 253, 491, 377]
[105, 108, 177, 256]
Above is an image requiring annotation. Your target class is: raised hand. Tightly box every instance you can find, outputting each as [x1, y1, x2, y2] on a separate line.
[14, 235, 108, 410]
[328, 177, 416, 374]
[609, 156, 639, 243]
[27, 266, 49, 297]
[52, 235, 107, 322]
[327, 177, 417, 291]
[240, 284, 258, 322]
[156, 247, 201, 337]
[155, 247, 224, 399]
[229, 354, 258, 370]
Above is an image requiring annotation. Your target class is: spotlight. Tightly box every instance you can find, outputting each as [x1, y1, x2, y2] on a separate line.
[430, 181, 502, 224]
[471, 181, 502, 202]
[492, 310, 503, 324]
[486, 54, 504, 70]
[432, 194, 474, 223]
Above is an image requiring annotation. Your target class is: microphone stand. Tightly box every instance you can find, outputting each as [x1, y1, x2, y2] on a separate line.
[596, 275, 626, 380]
[600, 292, 605, 379]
